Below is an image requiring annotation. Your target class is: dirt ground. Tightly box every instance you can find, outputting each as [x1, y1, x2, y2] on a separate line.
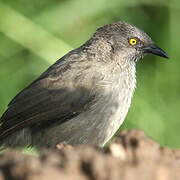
[0, 129, 180, 180]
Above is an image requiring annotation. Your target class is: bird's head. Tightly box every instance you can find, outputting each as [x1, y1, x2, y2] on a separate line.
[93, 22, 168, 63]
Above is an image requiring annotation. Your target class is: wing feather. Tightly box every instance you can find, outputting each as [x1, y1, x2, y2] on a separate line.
[0, 51, 96, 140]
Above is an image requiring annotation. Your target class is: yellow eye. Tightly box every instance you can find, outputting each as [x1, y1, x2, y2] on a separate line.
[129, 38, 138, 45]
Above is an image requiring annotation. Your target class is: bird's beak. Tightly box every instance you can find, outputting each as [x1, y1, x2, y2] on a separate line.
[142, 44, 169, 59]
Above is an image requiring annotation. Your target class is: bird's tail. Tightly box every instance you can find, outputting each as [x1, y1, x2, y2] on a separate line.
[0, 128, 32, 149]
[0, 135, 6, 151]
[0, 145, 5, 151]
[0, 126, 5, 151]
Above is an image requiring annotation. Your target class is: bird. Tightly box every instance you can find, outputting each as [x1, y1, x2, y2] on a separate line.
[0, 21, 168, 149]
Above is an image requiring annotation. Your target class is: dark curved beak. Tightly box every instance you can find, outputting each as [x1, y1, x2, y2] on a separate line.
[142, 44, 169, 59]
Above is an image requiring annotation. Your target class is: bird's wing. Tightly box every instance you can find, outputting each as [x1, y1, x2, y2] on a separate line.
[0, 51, 96, 140]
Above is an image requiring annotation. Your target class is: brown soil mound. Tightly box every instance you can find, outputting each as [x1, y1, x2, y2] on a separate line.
[0, 129, 179, 180]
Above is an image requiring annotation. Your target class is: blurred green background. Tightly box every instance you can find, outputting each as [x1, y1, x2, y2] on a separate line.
[0, 0, 179, 148]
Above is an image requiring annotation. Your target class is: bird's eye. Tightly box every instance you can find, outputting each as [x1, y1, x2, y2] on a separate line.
[129, 38, 138, 45]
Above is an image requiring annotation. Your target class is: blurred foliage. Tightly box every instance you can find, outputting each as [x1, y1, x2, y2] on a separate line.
[0, 0, 179, 148]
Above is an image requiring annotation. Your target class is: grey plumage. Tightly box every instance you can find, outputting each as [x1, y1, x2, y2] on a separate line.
[0, 22, 168, 149]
